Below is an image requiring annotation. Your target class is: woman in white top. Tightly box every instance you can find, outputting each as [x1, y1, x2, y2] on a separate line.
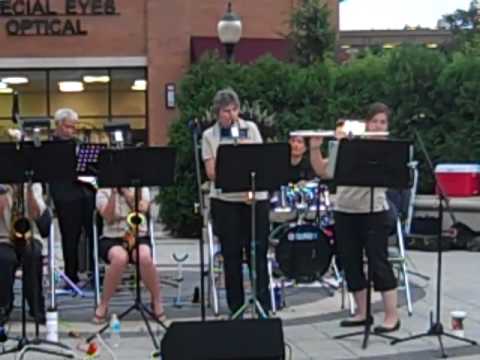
[310, 103, 400, 333]
[93, 187, 165, 324]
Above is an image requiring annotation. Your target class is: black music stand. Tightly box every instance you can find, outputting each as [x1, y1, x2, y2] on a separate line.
[333, 138, 412, 349]
[0, 141, 76, 359]
[215, 143, 290, 319]
[391, 130, 477, 357]
[85, 147, 176, 351]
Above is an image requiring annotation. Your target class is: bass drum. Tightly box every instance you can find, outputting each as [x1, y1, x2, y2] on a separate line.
[275, 224, 333, 283]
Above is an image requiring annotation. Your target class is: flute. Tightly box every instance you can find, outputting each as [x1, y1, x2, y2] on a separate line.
[289, 130, 389, 138]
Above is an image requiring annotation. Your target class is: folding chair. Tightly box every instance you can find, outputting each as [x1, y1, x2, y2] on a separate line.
[92, 206, 158, 309]
[386, 161, 419, 316]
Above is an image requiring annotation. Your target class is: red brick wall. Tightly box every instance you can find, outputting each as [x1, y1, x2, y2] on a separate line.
[0, 0, 147, 56]
[147, 0, 338, 145]
[0, 0, 339, 145]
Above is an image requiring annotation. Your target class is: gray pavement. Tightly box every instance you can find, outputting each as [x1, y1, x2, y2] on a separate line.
[2, 238, 480, 360]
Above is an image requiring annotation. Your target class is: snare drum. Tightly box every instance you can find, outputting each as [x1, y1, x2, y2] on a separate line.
[275, 223, 333, 282]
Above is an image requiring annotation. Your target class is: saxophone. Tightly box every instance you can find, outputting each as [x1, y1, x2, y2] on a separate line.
[10, 184, 33, 247]
[123, 188, 147, 251]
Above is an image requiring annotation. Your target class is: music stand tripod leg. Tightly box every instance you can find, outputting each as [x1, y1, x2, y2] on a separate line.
[230, 172, 269, 320]
[390, 196, 478, 357]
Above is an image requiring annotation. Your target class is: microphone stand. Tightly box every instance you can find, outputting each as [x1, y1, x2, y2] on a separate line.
[189, 119, 207, 321]
[391, 129, 477, 358]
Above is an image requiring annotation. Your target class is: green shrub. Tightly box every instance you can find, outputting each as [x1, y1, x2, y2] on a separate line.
[159, 46, 480, 237]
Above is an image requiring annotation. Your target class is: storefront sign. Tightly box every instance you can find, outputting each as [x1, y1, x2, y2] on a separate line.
[0, 0, 119, 36]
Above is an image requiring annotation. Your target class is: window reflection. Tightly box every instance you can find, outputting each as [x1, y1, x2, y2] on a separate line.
[111, 69, 147, 116]
[0, 67, 147, 143]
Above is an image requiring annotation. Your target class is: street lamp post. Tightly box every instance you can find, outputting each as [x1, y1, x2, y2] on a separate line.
[217, 2, 242, 63]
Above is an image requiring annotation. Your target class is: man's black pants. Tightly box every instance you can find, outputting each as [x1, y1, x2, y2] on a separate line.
[212, 199, 271, 314]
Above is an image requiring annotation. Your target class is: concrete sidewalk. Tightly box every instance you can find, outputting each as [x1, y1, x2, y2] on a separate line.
[2, 239, 480, 359]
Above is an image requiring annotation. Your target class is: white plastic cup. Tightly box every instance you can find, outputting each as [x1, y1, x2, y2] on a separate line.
[451, 310, 467, 337]
[46, 310, 59, 342]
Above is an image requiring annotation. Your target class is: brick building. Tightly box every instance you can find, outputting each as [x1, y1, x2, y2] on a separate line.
[0, 0, 339, 144]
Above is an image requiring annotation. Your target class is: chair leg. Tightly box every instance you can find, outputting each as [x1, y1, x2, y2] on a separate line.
[348, 292, 356, 316]
[267, 254, 277, 314]
[207, 221, 220, 316]
[340, 271, 345, 310]
[402, 261, 413, 316]
[341, 275, 355, 316]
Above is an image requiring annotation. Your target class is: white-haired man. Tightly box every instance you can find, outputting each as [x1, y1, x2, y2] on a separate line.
[50, 108, 96, 287]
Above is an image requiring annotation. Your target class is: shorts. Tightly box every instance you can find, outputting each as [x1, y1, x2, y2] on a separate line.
[98, 236, 151, 263]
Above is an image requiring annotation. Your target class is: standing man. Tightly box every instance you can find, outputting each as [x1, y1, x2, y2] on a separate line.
[50, 108, 95, 287]
[202, 88, 271, 316]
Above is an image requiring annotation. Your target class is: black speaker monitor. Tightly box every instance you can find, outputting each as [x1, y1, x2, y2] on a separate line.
[161, 319, 285, 360]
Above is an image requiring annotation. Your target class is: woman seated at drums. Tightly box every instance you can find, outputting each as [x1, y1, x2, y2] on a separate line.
[288, 135, 316, 183]
[93, 187, 166, 324]
[309, 102, 400, 334]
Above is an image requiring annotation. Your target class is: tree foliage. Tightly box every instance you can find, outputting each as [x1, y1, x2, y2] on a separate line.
[287, 0, 336, 66]
[158, 45, 480, 237]
[442, 0, 480, 51]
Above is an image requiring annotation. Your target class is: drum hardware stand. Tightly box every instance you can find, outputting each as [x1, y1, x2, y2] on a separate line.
[297, 181, 336, 296]
[0, 140, 77, 359]
[86, 147, 176, 351]
[333, 138, 412, 349]
[216, 143, 290, 320]
[172, 253, 189, 308]
[390, 130, 477, 358]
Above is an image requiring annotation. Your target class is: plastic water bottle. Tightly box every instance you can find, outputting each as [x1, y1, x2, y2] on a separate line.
[46, 308, 59, 342]
[109, 313, 121, 348]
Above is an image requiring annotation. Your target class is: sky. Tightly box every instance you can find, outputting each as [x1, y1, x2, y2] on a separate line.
[340, 0, 473, 30]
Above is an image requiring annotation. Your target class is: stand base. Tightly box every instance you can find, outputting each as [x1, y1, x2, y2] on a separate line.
[86, 300, 167, 350]
[334, 317, 398, 349]
[391, 321, 477, 358]
[0, 336, 74, 359]
[231, 296, 269, 320]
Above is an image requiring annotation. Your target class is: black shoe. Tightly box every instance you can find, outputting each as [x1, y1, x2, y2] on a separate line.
[340, 318, 370, 327]
[373, 320, 401, 333]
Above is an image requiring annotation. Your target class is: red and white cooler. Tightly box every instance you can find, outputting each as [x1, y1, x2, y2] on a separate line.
[435, 164, 480, 197]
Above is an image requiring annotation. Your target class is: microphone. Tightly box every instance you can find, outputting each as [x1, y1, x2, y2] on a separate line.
[231, 122, 240, 145]
[188, 118, 201, 136]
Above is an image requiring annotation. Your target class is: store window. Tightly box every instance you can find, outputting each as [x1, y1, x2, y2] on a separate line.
[0, 67, 147, 144]
[0, 70, 47, 136]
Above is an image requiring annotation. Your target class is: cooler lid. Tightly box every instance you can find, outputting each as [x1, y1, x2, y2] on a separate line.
[435, 163, 480, 173]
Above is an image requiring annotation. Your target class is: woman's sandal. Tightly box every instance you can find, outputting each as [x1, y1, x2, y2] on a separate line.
[150, 303, 168, 323]
[92, 307, 108, 325]
[154, 311, 168, 323]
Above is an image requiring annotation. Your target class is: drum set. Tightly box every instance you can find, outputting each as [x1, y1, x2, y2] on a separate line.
[269, 179, 338, 285]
